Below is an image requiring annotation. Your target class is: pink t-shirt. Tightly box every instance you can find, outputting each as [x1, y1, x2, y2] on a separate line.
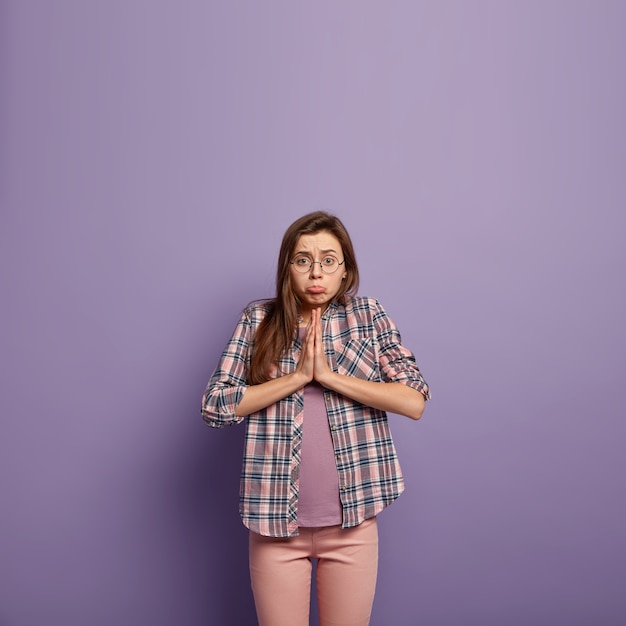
[297, 329, 343, 527]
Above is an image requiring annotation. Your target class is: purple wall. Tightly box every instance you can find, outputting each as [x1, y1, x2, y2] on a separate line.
[1, 1, 625, 624]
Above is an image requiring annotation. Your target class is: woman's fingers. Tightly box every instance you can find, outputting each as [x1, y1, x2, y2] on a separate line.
[295, 314, 315, 382]
[312, 308, 333, 383]
[296, 308, 331, 385]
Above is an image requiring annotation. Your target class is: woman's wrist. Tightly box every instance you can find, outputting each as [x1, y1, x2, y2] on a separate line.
[291, 369, 312, 389]
[315, 369, 339, 389]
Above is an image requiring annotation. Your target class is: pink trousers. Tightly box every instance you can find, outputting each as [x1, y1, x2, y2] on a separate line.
[249, 517, 378, 626]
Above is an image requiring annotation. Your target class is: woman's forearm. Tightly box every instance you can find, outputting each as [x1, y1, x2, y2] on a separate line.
[237, 373, 425, 420]
[235, 371, 310, 417]
[320, 373, 426, 420]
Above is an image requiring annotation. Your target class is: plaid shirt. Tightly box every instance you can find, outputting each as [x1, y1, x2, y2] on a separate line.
[202, 296, 430, 538]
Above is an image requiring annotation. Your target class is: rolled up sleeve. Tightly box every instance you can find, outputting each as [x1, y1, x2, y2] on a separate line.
[201, 310, 252, 427]
[372, 299, 431, 401]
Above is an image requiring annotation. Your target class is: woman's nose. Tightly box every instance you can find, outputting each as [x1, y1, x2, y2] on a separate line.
[309, 261, 323, 277]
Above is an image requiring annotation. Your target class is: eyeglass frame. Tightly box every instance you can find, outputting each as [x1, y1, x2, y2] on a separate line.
[289, 254, 346, 274]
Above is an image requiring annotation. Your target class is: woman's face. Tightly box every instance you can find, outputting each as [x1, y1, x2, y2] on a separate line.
[290, 230, 347, 319]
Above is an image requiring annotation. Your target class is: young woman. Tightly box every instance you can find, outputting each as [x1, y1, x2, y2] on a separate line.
[202, 211, 430, 626]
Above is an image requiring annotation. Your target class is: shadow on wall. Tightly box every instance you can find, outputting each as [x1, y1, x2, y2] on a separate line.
[175, 296, 259, 623]
[184, 420, 257, 624]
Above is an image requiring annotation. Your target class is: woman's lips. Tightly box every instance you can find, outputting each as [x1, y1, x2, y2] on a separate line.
[306, 286, 326, 294]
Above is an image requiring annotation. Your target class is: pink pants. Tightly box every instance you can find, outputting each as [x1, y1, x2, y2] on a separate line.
[249, 517, 378, 626]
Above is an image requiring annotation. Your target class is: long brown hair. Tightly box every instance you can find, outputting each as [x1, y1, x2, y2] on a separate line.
[248, 211, 359, 384]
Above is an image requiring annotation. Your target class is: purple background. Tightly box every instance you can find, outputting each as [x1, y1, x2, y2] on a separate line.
[1, 1, 625, 625]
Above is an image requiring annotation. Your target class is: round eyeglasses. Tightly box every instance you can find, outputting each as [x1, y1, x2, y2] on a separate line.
[290, 255, 345, 274]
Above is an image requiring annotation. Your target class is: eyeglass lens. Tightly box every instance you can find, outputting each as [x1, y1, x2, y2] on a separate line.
[292, 256, 342, 273]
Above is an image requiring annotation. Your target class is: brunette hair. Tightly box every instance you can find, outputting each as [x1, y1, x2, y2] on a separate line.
[248, 211, 359, 384]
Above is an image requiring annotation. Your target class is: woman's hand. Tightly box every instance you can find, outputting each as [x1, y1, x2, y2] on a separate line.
[294, 313, 315, 384]
[294, 307, 334, 387]
[311, 307, 334, 385]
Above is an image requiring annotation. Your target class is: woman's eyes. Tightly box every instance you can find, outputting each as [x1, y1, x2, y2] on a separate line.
[293, 255, 337, 266]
